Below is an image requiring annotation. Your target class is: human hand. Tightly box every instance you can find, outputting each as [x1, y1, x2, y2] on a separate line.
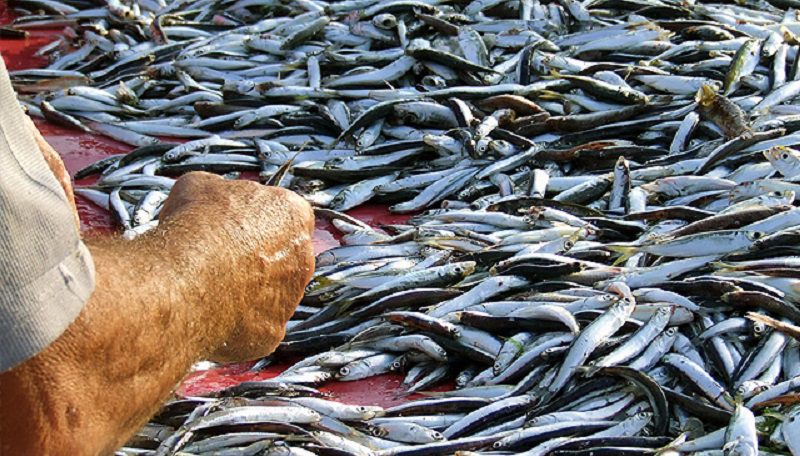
[159, 172, 315, 362]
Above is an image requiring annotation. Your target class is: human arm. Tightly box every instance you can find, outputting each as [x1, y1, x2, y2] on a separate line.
[0, 172, 315, 455]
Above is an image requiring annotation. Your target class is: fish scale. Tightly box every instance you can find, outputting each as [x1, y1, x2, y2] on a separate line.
[12, 0, 800, 453]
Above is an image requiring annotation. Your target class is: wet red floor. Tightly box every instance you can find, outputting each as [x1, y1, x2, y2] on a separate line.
[0, 5, 420, 405]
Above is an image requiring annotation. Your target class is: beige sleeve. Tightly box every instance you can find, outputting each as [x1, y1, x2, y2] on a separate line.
[0, 56, 95, 372]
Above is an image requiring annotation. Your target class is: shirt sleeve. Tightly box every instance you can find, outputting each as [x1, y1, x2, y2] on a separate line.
[0, 56, 95, 372]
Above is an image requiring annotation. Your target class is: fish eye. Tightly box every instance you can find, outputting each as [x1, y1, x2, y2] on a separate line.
[752, 231, 763, 239]
[783, 152, 790, 160]
[736, 385, 747, 394]
[564, 240, 574, 249]
[666, 327, 677, 335]
[431, 431, 443, 439]
[339, 367, 349, 375]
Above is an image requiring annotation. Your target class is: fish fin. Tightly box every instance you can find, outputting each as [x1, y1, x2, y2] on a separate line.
[412, 390, 441, 397]
[266, 142, 310, 186]
[710, 261, 734, 270]
[654, 433, 687, 455]
[581, 363, 602, 378]
[264, 156, 294, 186]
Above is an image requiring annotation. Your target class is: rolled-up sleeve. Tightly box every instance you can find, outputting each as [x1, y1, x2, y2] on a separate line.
[0, 56, 95, 372]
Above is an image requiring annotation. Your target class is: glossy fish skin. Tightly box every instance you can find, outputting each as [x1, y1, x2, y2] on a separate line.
[545, 286, 636, 398]
[25, 0, 800, 454]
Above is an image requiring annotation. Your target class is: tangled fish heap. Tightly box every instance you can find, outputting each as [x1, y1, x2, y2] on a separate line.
[11, 0, 800, 454]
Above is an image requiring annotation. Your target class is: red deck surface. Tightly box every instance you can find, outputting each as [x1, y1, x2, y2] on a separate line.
[0, 6, 428, 406]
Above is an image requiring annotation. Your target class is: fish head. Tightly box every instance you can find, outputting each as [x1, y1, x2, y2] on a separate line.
[765, 146, 800, 178]
[420, 75, 446, 90]
[488, 139, 513, 156]
[397, 106, 423, 124]
[656, 305, 673, 317]
[729, 181, 758, 201]
[475, 137, 491, 156]
[579, 224, 598, 240]
[372, 13, 397, 30]
[329, 191, 349, 209]
[736, 381, 769, 399]
[454, 261, 477, 277]
[390, 356, 406, 371]
[722, 437, 757, 456]
[525, 206, 544, 220]
[752, 320, 767, 337]
[356, 405, 379, 420]
[744, 231, 764, 242]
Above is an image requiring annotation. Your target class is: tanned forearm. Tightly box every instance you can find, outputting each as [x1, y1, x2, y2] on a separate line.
[0, 234, 212, 455]
[0, 173, 315, 456]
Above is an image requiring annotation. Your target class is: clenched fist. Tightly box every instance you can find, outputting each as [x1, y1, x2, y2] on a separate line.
[159, 172, 316, 361]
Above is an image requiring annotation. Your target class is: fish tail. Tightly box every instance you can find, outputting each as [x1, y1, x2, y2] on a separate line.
[606, 244, 637, 265]
[536, 89, 563, 100]
[305, 276, 334, 292]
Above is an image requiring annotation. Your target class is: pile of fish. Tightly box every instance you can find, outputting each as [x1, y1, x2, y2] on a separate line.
[11, 0, 800, 454]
